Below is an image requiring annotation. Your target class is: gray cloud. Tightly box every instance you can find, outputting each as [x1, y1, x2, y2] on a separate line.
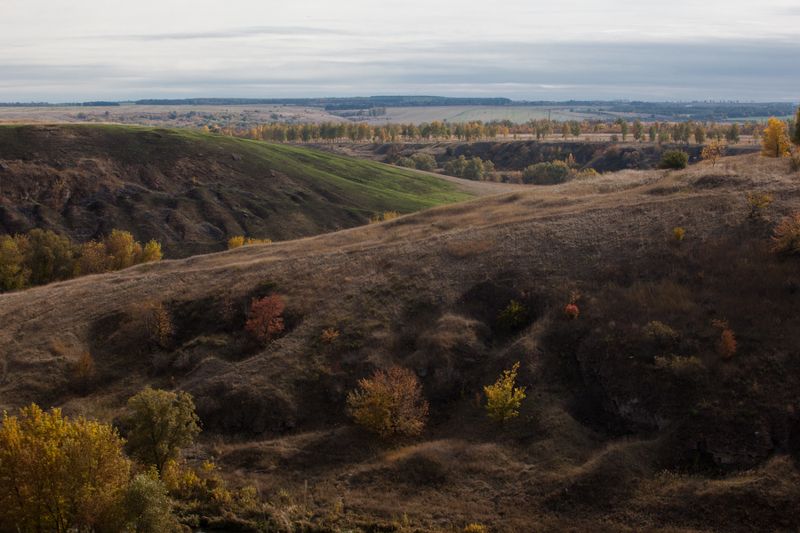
[100, 26, 350, 41]
[2, 38, 799, 101]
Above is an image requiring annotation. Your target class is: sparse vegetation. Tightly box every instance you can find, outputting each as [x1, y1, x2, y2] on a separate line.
[745, 191, 773, 219]
[369, 211, 401, 223]
[320, 327, 340, 344]
[347, 367, 429, 437]
[497, 299, 528, 333]
[227, 236, 272, 249]
[673, 227, 686, 242]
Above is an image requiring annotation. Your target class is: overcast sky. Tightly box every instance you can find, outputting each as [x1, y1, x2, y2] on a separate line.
[1, 0, 799, 101]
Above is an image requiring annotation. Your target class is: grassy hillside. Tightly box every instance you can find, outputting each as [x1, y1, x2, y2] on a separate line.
[0, 124, 471, 256]
[1, 153, 800, 531]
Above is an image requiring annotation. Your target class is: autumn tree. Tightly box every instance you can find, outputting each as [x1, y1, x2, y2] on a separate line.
[484, 362, 526, 423]
[0, 234, 28, 291]
[701, 140, 726, 167]
[347, 366, 428, 437]
[793, 107, 800, 146]
[76, 239, 111, 275]
[124, 471, 180, 533]
[125, 387, 201, 473]
[726, 123, 740, 143]
[105, 229, 140, 270]
[245, 294, 286, 343]
[761, 117, 791, 157]
[0, 404, 131, 532]
[633, 120, 644, 141]
[22, 229, 75, 285]
[694, 126, 706, 144]
[138, 240, 163, 263]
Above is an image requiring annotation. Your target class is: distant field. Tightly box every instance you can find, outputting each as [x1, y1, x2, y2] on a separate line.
[369, 105, 615, 124]
[0, 104, 345, 127]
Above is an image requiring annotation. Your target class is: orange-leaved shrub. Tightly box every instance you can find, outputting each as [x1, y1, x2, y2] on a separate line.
[713, 319, 737, 359]
[347, 366, 429, 437]
[245, 294, 286, 344]
[771, 212, 800, 255]
[320, 327, 340, 344]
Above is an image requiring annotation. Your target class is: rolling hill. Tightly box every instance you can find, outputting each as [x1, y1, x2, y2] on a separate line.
[0, 125, 472, 256]
[1, 152, 799, 531]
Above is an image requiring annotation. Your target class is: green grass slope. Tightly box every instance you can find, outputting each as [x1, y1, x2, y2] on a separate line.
[0, 124, 471, 256]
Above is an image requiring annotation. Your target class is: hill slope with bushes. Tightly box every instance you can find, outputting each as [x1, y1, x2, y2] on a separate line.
[1, 154, 800, 531]
[0, 125, 471, 257]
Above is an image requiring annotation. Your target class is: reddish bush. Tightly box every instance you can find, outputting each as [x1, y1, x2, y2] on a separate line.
[564, 303, 580, 319]
[713, 319, 737, 360]
[245, 295, 286, 344]
[717, 329, 737, 360]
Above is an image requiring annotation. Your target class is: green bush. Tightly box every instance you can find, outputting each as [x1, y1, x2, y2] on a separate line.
[659, 150, 689, 169]
[411, 153, 437, 171]
[124, 472, 180, 533]
[522, 160, 572, 185]
[395, 156, 416, 168]
[124, 387, 201, 473]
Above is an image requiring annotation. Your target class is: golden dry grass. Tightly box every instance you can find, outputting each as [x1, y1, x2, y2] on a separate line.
[1, 153, 800, 531]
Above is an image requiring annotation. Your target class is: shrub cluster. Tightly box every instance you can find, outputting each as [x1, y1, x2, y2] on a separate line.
[443, 155, 495, 180]
[659, 150, 689, 169]
[396, 153, 437, 171]
[0, 228, 162, 292]
[0, 403, 177, 532]
[227, 235, 272, 249]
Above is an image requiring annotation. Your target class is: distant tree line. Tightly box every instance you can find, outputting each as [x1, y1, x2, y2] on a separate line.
[208, 118, 769, 145]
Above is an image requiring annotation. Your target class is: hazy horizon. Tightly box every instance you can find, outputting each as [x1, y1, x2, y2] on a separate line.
[2, 0, 799, 102]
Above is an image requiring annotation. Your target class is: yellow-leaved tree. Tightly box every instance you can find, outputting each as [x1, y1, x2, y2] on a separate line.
[484, 362, 527, 423]
[761, 117, 791, 158]
[0, 404, 131, 532]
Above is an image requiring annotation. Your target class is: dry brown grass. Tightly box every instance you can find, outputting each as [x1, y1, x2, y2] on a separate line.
[2, 152, 800, 531]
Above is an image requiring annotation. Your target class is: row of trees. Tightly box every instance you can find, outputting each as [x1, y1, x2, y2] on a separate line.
[0, 229, 162, 292]
[205, 115, 791, 145]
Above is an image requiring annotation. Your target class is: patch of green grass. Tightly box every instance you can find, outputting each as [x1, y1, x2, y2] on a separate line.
[0, 124, 471, 215]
